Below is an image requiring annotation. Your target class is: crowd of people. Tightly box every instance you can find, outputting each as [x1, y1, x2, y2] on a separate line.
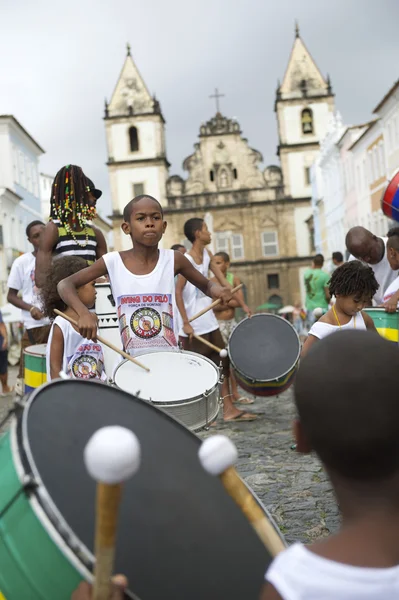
[3, 162, 399, 598]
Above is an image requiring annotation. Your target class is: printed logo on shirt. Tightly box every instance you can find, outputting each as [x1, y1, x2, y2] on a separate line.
[72, 354, 99, 379]
[131, 307, 161, 339]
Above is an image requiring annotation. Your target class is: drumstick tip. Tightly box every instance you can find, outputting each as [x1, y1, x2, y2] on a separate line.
[84, 426, 141, 484]
[198, 435, 238, 476]
[219, 348, 228, 358]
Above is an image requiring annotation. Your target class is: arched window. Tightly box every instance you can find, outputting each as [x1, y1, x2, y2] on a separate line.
[219, 168, 229, 188]
[301, 108, 313, 135]
[129, 126, 139, 152]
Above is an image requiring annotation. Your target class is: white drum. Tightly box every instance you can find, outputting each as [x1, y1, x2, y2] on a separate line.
[95, 282, 122, 378]
[113, 350, 221, 431]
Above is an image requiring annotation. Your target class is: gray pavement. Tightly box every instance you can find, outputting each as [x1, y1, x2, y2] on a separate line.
[0, 365, 340, 546]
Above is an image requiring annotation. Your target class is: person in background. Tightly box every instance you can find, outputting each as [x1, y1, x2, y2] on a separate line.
[7, 220, 51, 396]
[0, 310, 13, 395]
[303, 254, 330, 329]
[171, 244, 186, 254]
[346, 226, 397, 306]
[292, 302, 306, 341]
[36, 164, 107, 288]
[261, 331, 399, 599]
[381, 227, 399, 312]
[331, 251, 344, 272]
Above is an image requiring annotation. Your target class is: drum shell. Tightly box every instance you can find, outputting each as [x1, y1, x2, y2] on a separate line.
[364, 308, 399, 343]
[95, 283, 122, 378]
[228, 313, 300, 397]
[381, 171, 399, 223]
[24, 344, 47, 394]
[113, 351, 221, 431]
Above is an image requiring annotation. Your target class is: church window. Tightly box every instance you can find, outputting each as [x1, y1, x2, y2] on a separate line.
[129, 126, 139, 152]
[231, 234, 244, 260]
[301, 108, 313, 135]
[133, 183, 144, 197]
[209, 170, 214, 182]
[267, 274, 279, 289]
[219, 168, 229, 188]
[304, 167, 311, 185]
[261, 231, 279, 257]
[233, 168, 238, 179]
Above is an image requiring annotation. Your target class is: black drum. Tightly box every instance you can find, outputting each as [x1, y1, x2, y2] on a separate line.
[1, 380, 282, 599]
[229, 313, 300, 397]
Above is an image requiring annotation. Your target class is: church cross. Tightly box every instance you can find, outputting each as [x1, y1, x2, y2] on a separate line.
[209, 88, 225, 113]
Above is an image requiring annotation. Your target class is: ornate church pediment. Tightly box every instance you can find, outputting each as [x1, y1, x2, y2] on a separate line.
[200, 113, 241, 137]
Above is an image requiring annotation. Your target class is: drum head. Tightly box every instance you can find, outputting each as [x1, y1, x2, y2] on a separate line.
[114, 351, 218, 403]
[25, 344, 47, 356]
[21, 381, 269, 599]
[229, 314, 300, 381]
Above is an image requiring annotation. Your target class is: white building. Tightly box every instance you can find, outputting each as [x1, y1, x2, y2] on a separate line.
[39, 172, 53, 220]
[375, 80, 399, 179]
[0, 115, 44, 304]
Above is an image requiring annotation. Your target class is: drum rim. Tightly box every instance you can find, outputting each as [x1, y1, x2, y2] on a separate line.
[113, 349, 220, 405]
[24, 344, 47, 356]
[17, 379, 140, 599]
[228, 313, 301, 383]
[364, 307, 399, 314]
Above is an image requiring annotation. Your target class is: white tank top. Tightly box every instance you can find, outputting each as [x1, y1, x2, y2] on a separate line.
[309, 312, 367, 340]
[179, 249, 219, 337]
[46, 316, 107, 381]
[266, 542, 399, 599]
[103, 250, 178, 356]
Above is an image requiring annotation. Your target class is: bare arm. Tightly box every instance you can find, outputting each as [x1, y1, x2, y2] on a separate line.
[49, 324, 64, 380]
[7, 288, 32, 312]
[362, 311, 377, 332]
[233, 274, 251, 315]
[382, 289, 399, 313]
[300, 334, 319, 358]
[259, 582, 283, 600]
[324, 286, 331, 302]
[175, 274, 193, 337]
[174, 252, 232, 303]
[93, 226, 108, 259]
[57, 259, 108, 339]
[35, 222, 59, 288]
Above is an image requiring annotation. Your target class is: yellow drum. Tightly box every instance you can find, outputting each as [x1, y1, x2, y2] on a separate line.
[364, 309, 399, 344]
[24, 344, 47, 393]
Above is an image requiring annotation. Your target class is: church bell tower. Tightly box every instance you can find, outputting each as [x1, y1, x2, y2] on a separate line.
[104, 44, 169, 249]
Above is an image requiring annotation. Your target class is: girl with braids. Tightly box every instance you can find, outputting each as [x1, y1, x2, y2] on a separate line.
[36, 165, 107, 287]
[301, 260, 378, 357]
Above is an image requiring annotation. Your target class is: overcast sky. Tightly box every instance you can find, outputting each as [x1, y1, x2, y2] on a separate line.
[1, 0, 398, 218]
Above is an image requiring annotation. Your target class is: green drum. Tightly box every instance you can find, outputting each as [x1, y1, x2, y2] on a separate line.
[0, 380, 279, 600]
[24, 344, 47, 394]
[364, 308, 399, 344]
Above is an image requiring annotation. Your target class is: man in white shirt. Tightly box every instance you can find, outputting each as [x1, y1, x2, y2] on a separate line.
[346, 226, 398, 305]
[7, 221, 51, 395]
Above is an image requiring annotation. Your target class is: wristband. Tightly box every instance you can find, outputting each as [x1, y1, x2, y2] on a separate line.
[30, 306, 35, 314]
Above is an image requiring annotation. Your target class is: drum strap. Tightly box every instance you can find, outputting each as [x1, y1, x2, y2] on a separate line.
[0, 477, 37, 519]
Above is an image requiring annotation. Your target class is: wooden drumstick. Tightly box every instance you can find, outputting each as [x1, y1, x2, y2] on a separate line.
[54, 309, 150, 373]
[84, 426, 141, 600]
[192, 333, 228, 358]
[188, 284, 244, 323]
[198, 435, 285, 556]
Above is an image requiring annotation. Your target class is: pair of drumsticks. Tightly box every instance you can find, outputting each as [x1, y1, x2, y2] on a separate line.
[55, 283, 242, 371]
[84, 427, 285, 599]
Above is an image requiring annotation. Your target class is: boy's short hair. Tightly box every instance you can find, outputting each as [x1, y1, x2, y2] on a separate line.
[184, 218, 204, 243]
[214, 251, 230, 263]
[313, 254, 324, 267]
[328, 260, 379, 299]
[26, 220, 45, 238]
[387, 227, 399, 251]
[123, 195, 163, 222]
[171, 244, 185, 251]
[332, 251, 343, 263]
[295, 330, 399, 481]
[40, 256, 88, 320]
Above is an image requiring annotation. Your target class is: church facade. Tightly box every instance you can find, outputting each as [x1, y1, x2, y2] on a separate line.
[104, 27, 335, 309]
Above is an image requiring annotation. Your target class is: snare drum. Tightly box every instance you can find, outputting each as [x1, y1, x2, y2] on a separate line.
[24, 344, 47, 394]
[0, 380, 279, 599]
[95, 282, 122, 377]
[229, 313, 301, 397]
[113, 350, 220, 431]
[364, 308, 399, 343]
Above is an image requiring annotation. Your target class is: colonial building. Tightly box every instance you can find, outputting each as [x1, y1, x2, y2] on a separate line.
[0, 115, 44, 304]
[105, 27, 335, 309]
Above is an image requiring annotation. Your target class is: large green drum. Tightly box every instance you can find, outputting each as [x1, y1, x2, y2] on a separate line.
[24, 344, 47, 394]
[364, 308, 399, 344]
[0, 380, 280, 599]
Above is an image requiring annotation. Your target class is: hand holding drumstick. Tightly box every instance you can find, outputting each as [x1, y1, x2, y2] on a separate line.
[71, 576, 128, 600]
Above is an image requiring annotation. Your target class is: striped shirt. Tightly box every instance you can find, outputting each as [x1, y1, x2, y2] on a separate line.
[53, 220, 97, 264]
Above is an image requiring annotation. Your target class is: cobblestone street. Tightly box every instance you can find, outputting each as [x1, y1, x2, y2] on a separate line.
[0, 366, 340, 547]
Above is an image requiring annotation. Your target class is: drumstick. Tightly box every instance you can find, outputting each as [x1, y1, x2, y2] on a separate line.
[189, 284, 244, 323]
[192, 333, 228, 358]
[54, 309, 150, 373]
[198, 435, 285, 556]
[84, 426, 141, 600]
